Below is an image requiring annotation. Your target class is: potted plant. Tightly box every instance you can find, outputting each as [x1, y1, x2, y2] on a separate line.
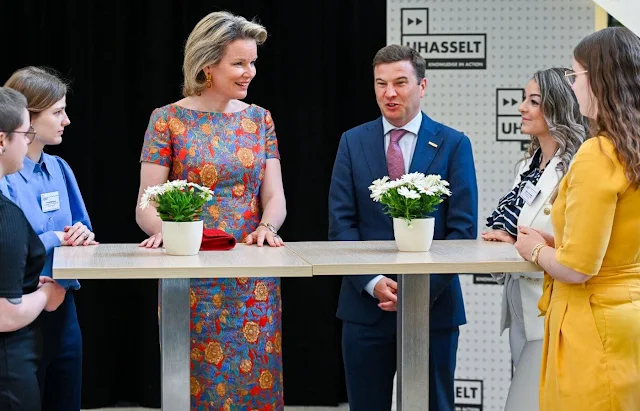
[139, 180, 214, 255]
[369, 172, 451, 252]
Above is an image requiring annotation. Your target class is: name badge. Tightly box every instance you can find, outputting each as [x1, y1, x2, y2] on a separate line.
[520, 181, 540, 205]
[41, 191, 61, 213]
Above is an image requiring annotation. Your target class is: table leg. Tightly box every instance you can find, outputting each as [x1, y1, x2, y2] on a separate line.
[396, 273, 430, 411]
[160, 278, 190, 410]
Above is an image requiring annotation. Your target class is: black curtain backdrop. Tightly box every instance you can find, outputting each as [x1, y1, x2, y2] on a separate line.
[2, 0, 386, 408]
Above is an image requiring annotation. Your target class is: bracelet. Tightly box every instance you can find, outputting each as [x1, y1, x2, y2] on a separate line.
[531, 242, 547, 265]
[259, 222, 278, 235]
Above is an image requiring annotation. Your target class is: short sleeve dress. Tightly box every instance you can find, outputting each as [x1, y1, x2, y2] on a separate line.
[141, 104, 283, 410]
[538, 137, 640, 410]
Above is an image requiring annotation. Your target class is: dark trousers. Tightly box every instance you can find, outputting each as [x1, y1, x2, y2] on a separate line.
[37, 292, 82, 411]
[0, 324, 42, 411]
[342, 312, 459, 411]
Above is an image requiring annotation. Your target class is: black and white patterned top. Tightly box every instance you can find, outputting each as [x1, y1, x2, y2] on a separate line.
[486, 149, 547, 238]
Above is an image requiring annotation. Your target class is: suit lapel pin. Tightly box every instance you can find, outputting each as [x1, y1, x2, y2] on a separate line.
[428, 141, 438, 148]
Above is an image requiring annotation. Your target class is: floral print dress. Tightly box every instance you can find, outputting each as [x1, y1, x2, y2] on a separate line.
[141, 103, 283, 410]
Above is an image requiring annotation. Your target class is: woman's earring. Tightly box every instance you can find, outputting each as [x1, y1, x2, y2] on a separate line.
[205, 73, 212, 89]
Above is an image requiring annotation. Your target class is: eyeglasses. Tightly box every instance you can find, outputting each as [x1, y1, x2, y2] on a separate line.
[1, 126, 37, 144]
[564, 70, 588, 85]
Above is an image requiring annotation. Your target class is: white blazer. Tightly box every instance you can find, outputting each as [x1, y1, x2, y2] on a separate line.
[498, 155, 562, 341]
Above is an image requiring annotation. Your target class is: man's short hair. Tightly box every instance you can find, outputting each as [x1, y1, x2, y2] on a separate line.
[372, 45, 426, 81]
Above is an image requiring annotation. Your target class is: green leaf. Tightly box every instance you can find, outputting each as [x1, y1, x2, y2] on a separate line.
[378, 187, 448, 222]
[149, 183, 211, 222]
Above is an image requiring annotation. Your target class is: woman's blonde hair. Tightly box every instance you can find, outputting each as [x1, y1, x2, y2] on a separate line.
[3, 66, 68, 114]
[182, 11, 267, 97]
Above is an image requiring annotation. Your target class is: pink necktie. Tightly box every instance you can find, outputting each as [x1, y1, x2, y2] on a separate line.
[387, 129, 407, 180]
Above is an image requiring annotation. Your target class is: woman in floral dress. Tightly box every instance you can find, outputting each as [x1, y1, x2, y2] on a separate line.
[135, 11, 287, 410]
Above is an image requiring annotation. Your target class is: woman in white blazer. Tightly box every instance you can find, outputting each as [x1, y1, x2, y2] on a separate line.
[482, 68, 586, 410]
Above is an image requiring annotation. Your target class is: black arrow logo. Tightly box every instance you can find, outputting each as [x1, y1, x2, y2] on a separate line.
[511, 98, 518, 106]
[407, 17, 423, 26]
[416, 18, 423, 25]
[408, 18, 414, 25]
[503, 98, 519, 106]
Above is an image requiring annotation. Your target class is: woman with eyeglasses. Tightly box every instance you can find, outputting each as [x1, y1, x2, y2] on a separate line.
[1, 67, 96, 411]
[483, 67, 586, 410]
[515, 27, 640, 410]
[0, 87, 67, 410]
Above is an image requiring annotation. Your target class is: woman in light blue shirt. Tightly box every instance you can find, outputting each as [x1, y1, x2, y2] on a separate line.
[2, 67, 96, 411]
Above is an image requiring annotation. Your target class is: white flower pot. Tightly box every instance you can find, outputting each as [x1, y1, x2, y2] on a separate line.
[392, 217, 435, 252]
[161, 220, 204, 256]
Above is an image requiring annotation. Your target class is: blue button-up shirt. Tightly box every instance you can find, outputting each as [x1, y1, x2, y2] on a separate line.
[1, 153, 92, 290]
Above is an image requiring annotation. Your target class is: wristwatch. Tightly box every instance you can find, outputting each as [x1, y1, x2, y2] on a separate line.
[259, 222, 278, 234]
[531, 243, 547, 265]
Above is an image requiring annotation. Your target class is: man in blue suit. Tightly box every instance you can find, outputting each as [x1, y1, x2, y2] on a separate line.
[328, 45, 478, 411]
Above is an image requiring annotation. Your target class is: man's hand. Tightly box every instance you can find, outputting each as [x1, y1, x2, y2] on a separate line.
[374, 277, 398, 312]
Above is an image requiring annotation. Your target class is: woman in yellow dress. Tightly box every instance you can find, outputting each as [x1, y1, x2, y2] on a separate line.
[514, 26, 640, 411]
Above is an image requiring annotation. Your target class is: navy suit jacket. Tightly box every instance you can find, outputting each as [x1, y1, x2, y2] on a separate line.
[328, 112, 478, 329]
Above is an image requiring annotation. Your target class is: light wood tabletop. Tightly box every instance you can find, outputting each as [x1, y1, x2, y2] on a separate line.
[53, 243, 312, 279]
[53, 240, 538, 279]
[285, 240, 539, 275]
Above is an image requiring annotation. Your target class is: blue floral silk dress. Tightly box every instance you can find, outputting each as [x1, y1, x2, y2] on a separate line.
[141, 104, 283, 410]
